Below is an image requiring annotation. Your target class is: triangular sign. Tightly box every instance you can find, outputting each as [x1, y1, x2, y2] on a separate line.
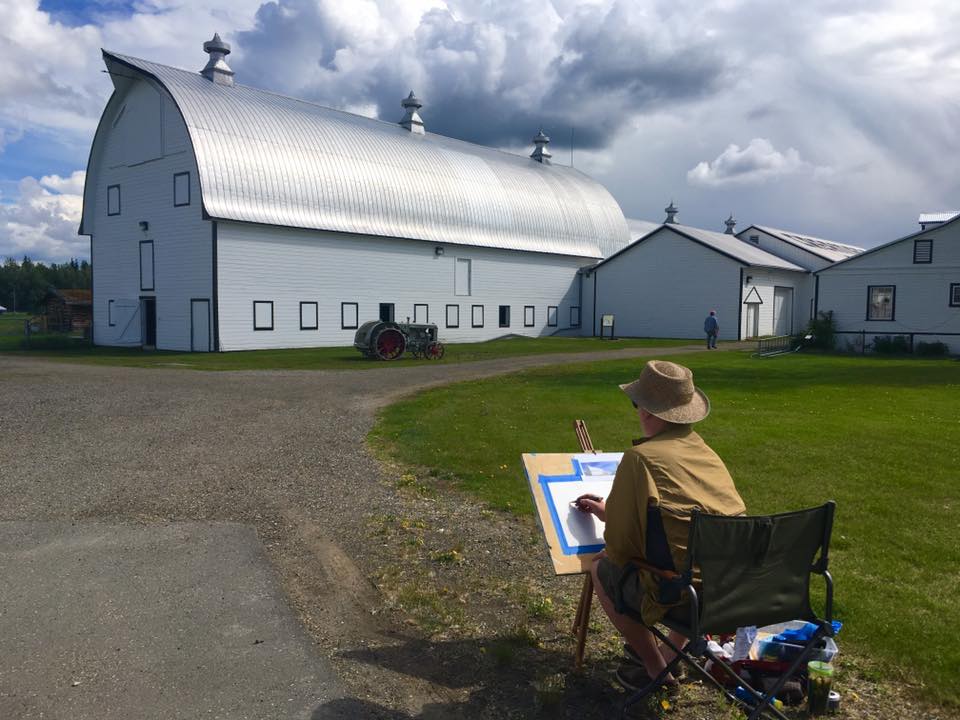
[743, 287, 763, 304]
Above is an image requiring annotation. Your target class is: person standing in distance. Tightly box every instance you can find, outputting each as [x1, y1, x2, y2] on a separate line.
[574, 360, 744, 692]
[703, 310, 719, 349]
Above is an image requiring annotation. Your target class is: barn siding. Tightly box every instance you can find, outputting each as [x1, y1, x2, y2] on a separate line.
[215, 222, 590, 350]
[817, 221, 960, 352]
[592, 230, 741, 340]
[89, 77, 212, 351]
[738, 268, 813, 339]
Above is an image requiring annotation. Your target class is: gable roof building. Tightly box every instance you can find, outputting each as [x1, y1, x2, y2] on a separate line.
[737, 225, 864, 271]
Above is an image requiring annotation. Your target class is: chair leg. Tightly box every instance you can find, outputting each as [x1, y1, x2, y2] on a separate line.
[621, 654, 684, 718]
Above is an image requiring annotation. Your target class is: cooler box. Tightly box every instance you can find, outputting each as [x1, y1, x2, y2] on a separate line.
[751, 620, 838, 664]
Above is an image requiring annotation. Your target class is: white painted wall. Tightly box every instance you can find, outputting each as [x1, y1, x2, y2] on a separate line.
[817, 222, 960, 352]
[88, 78, 212, 351]
[215, 222, 590, 350]
[737, 228, 834, 271]
[591, 229, 741, 340]
[738, 268, 814, 339]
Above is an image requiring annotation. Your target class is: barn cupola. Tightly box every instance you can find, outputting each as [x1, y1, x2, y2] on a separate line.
[724, 213, 736, 234]
[201, 33, 234, 87]
[399, 91, 425, 134]
[664, 200, 679, 224]
[530, 129, 552, 164]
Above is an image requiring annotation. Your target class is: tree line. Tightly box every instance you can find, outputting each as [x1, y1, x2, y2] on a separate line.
[0, 257, 92, 313]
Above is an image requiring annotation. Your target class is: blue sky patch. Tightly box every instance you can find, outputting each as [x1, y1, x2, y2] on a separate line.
[0, 128, 89, 186]
[40, 0, 140, 27]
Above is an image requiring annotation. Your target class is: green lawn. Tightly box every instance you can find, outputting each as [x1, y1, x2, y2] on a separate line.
[0, 335, 694, 370]
[371, 352, 960, 706]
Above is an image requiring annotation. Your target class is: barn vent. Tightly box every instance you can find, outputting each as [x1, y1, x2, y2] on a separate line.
[399, 92, 425, 134]
[201, 33, 234, 87]
[724, 214, 736, 234]
[664, 200, 679, 224]
[530, 129, 552, 164]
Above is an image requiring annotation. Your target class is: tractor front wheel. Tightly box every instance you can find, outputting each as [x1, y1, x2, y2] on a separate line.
[425, 341, 445, 360]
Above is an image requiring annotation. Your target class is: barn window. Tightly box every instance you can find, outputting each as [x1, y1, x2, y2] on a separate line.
[253, 301, 274, 330]
[108, 299, 116, 327]
[913, 239, 933, 264]
[341, 302, 359, 329]
[866, 286, 895, 321]
[455, 258, 472, 296]
[414, 303, 429, 323]
[379, 303, 395, 322]
[472, 304, 484, 328]
[107, 185, 121, 216]
[300, 301, 318, 330]
[173, 172, 190, 207]
[446, 304, 460, 328]
[139, 241, 154, 291]
[950, 284, 960, 307]
[749, 235, 760, 244]
[547, 306, 558, 327]
[524, 305, 535, 327]
[570, 306, 581, 327]
[498, 305, 510, 328]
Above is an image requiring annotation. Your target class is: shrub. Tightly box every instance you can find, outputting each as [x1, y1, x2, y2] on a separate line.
[805, 311, 836, 350]
[916, 341, 949, 357]
[872, 335, 911, 354]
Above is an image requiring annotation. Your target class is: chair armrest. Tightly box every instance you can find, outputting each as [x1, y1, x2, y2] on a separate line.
[630, 558, 681, 581]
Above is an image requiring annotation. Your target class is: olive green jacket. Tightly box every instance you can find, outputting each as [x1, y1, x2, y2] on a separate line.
[603, 424, 745, 624]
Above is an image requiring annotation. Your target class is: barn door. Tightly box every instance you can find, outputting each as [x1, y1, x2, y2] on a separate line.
[773, 286, 793, 335]
[141, 296, 157, 347]
[745, 303, 760, 339]
[191, 299, 211, 352]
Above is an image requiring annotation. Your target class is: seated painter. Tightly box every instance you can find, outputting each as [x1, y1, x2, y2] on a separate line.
[574, 359, 745, 691]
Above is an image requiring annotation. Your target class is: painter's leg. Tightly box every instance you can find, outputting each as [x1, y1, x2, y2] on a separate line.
[591, 555, 677, 683]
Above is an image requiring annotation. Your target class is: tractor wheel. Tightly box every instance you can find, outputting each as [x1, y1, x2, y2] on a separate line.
[425, 341, 445, 360]
[374, 327, 406, 360]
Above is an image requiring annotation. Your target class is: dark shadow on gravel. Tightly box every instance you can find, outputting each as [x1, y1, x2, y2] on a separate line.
[331, 637, 627, 719]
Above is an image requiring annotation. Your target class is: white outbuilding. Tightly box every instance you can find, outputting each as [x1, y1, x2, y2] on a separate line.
[815, 213, 960, 352]
[80, 36, 629, 351]
[581, 206, 811, 341]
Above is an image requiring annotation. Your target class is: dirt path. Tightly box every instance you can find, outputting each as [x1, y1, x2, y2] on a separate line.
[0, 346, 950, 719]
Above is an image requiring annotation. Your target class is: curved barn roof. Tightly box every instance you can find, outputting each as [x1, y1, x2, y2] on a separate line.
[101, 51, 629, 259]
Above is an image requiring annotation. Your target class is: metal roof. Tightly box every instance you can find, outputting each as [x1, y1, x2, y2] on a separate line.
[918, 211, 959, 224]
[626, 218, 661, 239]
[101, 51, 630, 259]
[594, 223, 806, 272]
[749, 225, 863, 262]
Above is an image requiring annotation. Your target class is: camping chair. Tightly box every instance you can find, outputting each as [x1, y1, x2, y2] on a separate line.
[621, 501, 836, 719]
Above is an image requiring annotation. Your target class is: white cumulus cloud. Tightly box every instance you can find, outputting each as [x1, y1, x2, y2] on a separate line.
[686, 138, 813, 187]
[0, 173, 87, 262]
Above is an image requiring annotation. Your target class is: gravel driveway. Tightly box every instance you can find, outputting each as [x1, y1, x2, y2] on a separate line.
[0, 344, 754, 720]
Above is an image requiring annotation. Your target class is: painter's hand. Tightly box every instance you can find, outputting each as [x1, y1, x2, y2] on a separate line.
[574, 494, 606, 522]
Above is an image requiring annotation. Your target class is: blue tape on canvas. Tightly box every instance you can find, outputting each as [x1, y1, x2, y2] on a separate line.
[538, 473, 605, 556]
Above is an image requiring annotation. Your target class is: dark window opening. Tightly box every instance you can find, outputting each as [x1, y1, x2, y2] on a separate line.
[866, 285, 895, 321]
[498, 305, 510, 328]
[379, 303, 395, 322]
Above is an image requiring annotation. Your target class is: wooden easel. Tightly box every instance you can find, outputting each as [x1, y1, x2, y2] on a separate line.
[571, 418, 596, 669]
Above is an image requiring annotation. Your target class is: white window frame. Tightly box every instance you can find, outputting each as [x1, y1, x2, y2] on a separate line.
[107, 185, 121, 216]
[523, 305, 535, 327]
[547, 306, 558, 327]
[446, 304, 460, 328]
[414, 303, 429, 323]
[471, 304, 484, 328]
[866, 285, 895, 321]
[341, 302, 359, 330]
[174, 172, 190, 207]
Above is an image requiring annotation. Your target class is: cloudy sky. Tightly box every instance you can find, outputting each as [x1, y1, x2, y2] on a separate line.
[2, 0, 959, 262]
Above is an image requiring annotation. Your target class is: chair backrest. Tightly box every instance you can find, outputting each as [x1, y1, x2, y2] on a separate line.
[687, 502, 835, 634]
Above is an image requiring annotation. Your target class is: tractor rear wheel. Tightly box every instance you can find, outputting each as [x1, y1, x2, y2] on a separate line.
[374, 327, 406, 360]
[425, 341, 445, 360]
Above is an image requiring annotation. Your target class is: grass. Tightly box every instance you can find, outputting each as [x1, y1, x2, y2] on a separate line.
[371, 351, 960, 706]
[0, 334, 693, 370]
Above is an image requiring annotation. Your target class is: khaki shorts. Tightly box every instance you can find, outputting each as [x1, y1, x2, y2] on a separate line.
[596, 555, 646, 619]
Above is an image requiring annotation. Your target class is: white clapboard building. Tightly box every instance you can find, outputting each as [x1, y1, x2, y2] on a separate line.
[79, 36, 629, 351]
[581, 205, 813, 341]
[815, 212, 960, 352]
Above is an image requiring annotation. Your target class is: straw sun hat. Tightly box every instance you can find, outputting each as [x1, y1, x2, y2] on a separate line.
[618, 360, 711, 424]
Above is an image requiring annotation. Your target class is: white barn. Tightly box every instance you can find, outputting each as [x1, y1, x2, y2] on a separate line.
[79, 36, 629, 351]
[815, 213, 960, 352]
[581, 212, 811, 341]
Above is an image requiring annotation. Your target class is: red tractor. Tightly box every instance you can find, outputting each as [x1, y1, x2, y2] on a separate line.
[353, 320, 445, 361]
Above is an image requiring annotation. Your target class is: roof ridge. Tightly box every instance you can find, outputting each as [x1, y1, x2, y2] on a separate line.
[103, 49, 585, 172]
